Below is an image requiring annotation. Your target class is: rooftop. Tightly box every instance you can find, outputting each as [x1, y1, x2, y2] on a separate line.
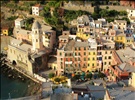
[115, 20, 127, 23]
[32, 20, 41, 29]
[48, 57, 57, 64]
[51, 93, 73, 100]
[59, 35, 69, 39]
[15, 18, 24, 22]
[118, 63, 135, 72]
[116, 47, 135, 62]
[64, 40, 75, 51]
[108, 87, 135, 100]
[74, 41, 89, 47]
[15, 28, 31, 35]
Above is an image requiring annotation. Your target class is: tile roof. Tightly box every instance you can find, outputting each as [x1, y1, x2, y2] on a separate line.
[74, 41, 89, 47]
[116, 47, 135, 62]
[115, 20, 127, 23]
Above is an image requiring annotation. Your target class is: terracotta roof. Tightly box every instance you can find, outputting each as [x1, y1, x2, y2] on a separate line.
[33, 4, 41, 7]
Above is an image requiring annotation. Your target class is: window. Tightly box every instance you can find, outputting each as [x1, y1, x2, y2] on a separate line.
[88, 64, 89, 66]
[89, 52, 91, 55]
[78, 58, 80, 61]
[84, 58, 86, 61]
[88, 58, 90, 60]
[84, 47, 86, 50]
[78, 47, 81, 50]
[78, 52, 80, 55]
[109, 62, 111, 65]
[75, 47, 77, 50]
[110, 51, 112, 54]
[105, 51, 107, 54]
[61, 66, 63, 69]
[75, 58, 77, 61]
[93, 52, 95, 55]
[93, 57, 95, 60]
[75, 53, 77, 56]
[84, 52, 86, 55]
[65, 53, 67, 56]
[60, 52, 62, 56]
[70, 58, 72, 61]
[86, 34, 88, 36]
[104, 62, 107, 65]
[105, 56, 107, 59]
[108, 56, 111, 59]
[92, 63, 94, 66]
[36, 39, 38, 42]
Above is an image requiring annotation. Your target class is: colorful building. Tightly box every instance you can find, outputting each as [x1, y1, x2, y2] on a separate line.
[1, 27, 9, 35]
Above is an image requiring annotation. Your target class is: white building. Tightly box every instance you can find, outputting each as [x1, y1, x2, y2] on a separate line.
[15, 18, 25, 28]
[31, 20, 44, 51]
[127, 9, 135, 23]
[32, 4, 43, 16]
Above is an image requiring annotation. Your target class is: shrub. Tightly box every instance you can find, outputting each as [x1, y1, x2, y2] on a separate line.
[106, 6, 109, 9]
[48, 73, 55, 78]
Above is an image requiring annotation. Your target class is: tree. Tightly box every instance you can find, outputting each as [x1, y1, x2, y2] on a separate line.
[48, 73, 55, 78]
[86, 73, 92, 80]
[98, 72, 106, 78]
[106, 6, 109, 9]
[119, 11, 127, 16]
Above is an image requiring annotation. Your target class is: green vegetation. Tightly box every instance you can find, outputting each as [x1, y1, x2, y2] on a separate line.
[64, 10, 90, 22]
[8, 28, 13, 36]
[24, 17, 34, 30]
[40, 1, 91, 31]
[98, 72, 106, 78]
[91, 6, 129, 23]
[48, 73, 55, 78]
[7, 16, 18, 21]
[86, 71, 92, 80]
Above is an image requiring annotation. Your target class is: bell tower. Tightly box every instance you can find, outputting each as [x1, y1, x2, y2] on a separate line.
[31, 20, 44, 51]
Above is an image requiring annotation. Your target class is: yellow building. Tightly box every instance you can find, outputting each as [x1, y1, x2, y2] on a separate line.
[87, 50, 97, 71]
[115, 31, 126, 47]
[1, 27, 9, 36]
[76, 32, 90, 40]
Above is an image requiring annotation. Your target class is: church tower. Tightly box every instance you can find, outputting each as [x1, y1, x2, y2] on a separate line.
[31, 20, 44, 51]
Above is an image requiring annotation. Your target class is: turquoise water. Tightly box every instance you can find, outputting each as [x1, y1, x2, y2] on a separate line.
[0, 73, 28, 99]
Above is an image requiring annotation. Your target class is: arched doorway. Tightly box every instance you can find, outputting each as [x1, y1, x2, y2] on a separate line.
[12, 60, 17, 65]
